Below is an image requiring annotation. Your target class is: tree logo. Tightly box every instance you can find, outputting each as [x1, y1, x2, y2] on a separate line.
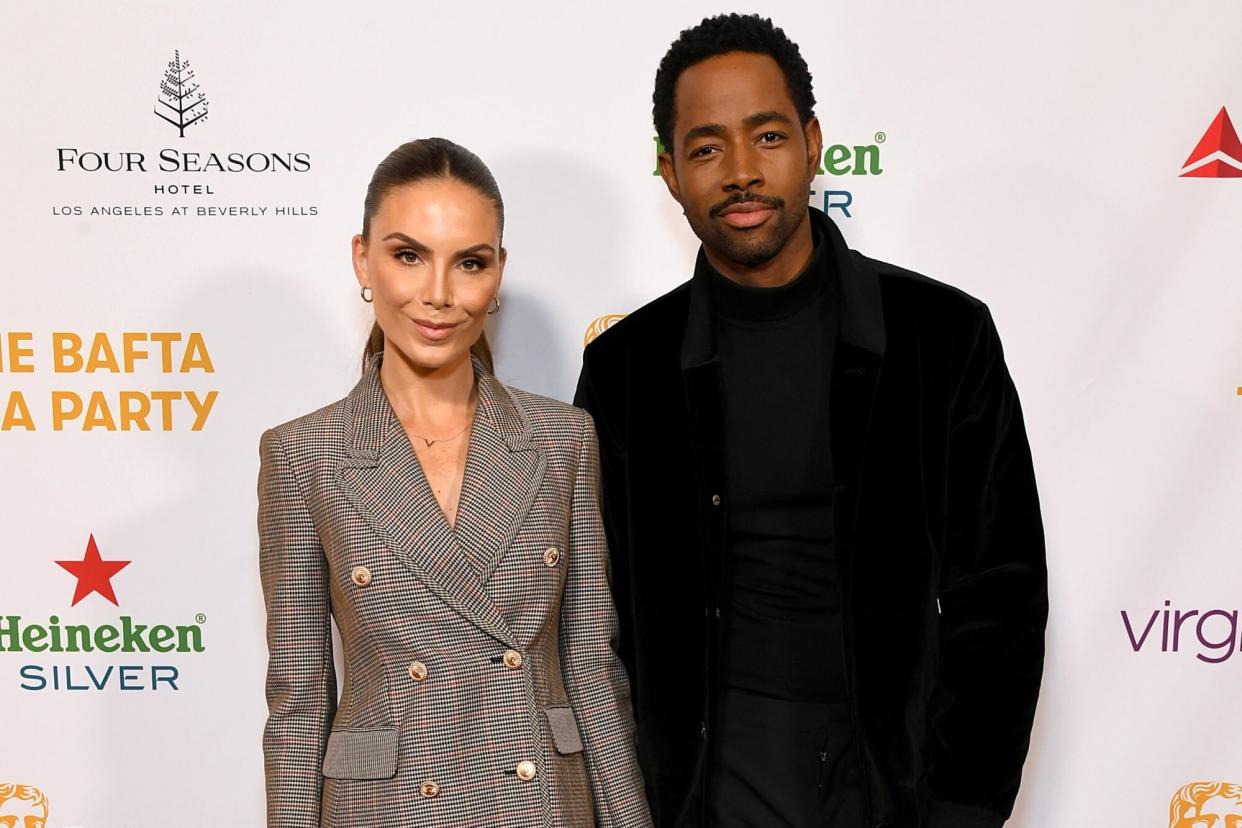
[153, 49, 209, 137]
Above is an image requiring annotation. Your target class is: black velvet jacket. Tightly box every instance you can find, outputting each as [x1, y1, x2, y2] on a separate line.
[573, 208, 1048, 828]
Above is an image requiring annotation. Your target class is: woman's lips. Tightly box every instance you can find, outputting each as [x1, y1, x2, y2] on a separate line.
[718, 203, 775, 228]
[412, 320, 459, 341]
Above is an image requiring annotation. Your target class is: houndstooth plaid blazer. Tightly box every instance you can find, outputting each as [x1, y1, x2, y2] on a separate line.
[258, 350, 651, 827]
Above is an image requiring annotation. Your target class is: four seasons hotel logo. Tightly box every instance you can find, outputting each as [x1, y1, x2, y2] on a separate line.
[50, 46, 317, 217]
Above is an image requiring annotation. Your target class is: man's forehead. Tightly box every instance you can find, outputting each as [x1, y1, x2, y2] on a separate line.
[673, 52, 798, 129]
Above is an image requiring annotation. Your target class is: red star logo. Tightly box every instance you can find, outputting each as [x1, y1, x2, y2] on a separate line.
[56, 534, 131, 606]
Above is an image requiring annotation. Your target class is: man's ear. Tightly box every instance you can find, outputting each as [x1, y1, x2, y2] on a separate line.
[804, 116, 824, 176]
[657, 149, 683, 205]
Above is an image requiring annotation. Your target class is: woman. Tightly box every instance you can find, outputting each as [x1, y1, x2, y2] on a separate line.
[257, 137, 651, 827]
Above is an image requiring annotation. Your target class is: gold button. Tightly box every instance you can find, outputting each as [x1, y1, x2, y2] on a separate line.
[710, 494, 721, 506]
[503, 649, 523, 670]
[408, 660, 428, 682]
[543, 546, 561, 567]
[420, 780, 439, 798]
[515, 760, 537, 781]
[350, 565, 372, 587]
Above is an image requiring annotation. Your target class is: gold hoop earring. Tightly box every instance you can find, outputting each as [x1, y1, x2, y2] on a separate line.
[360, 286, 373, 303]
[487, 295, 501, 315]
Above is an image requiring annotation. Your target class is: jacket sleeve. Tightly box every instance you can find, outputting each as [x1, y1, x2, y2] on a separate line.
[257, 427, 337, 827]
[926, 305, 1048, 828]
[571, 353, 638, 704]
[557, 409, 653, 828]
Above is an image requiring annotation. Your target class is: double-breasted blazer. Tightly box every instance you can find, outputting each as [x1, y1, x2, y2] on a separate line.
[257, 350, 651, 827]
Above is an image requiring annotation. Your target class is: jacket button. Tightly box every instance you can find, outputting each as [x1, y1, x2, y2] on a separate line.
[515, 760, 537, 781]
[503, 650, 524, 670]
[350, 566, 372, 587]
[543, 546, 561, 567]
[700, 720, 707, 739]
[419, 780, 439, 798]
[710, 494, 721, 506]
[408, 661, 428, 682]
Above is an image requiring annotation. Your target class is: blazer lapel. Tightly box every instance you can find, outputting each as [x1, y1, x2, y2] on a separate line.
[334, 352, 521, 648]
[452, 361, 547, 584]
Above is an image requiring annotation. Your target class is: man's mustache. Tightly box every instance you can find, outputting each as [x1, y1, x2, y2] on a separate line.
[709, 191, 784, 218]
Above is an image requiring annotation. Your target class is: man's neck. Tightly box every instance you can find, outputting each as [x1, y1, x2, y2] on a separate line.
[703, 211, 815, 288]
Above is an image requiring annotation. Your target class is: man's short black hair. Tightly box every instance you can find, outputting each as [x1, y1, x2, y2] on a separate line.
[653, 13, 816, 152]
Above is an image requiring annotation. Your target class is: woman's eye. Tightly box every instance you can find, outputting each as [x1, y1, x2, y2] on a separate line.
[395, 249, 421, 265]
[460, 258, 486, 272]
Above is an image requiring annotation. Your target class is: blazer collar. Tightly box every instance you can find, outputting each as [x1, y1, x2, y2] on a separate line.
[679, 206, 886, 370]
[335, 350, 545, 649]
[344, 350, 536, 462]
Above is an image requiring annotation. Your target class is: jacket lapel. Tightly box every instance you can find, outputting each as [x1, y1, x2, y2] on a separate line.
[452, 362, 547, 584]
[822, 210, 887, 522]
[334, 351, 530, 648]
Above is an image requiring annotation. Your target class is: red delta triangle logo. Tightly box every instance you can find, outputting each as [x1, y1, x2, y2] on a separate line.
[1180, 107, 1242, 178]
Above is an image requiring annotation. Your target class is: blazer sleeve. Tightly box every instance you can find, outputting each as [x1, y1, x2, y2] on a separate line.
[571, 353, 638, 702]
[257, 427, 337, 828]
[557, 409, 653, 828]
[926, 305, 1049, 828]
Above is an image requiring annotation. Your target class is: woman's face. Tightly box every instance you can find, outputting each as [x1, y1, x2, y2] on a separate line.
[353, 178, 504, 373]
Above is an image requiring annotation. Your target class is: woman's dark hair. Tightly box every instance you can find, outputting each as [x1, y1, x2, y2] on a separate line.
[359, 137, 505, 374]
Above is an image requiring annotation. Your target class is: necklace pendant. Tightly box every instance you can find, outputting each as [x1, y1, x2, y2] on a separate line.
[423, 437, 435, 447]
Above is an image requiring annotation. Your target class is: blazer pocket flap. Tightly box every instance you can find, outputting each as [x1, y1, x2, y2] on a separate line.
[322, 727, 399, 779]
[544, 705, 584, 755]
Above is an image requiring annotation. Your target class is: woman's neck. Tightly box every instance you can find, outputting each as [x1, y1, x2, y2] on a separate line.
[379, 349, 478, 432]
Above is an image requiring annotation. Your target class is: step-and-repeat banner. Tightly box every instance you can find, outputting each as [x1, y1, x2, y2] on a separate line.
[2, 1, 1240, 825]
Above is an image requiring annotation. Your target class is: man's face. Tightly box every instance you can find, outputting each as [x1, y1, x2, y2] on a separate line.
[0, 796, 46, 828]
[658, 51, 821, 271]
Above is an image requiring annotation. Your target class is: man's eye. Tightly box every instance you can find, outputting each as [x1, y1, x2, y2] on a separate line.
[760, 131, 783, 143]
[691, 146, 717, 158]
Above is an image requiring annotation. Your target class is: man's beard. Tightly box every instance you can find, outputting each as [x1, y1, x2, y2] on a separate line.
[689, 188, 808, 269]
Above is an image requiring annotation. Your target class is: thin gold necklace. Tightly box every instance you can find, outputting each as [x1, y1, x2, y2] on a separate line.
[402, 394, 478, 447]
[406, 419, 472, 448]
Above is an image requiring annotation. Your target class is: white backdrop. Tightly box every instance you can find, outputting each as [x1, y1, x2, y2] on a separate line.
[2, 1, 1240, 825]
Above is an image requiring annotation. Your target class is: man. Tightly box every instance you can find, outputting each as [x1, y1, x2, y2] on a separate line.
[574, 13, 1048, 828]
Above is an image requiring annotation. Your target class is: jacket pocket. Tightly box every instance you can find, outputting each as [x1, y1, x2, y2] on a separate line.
[544, 705, 584, 755]
[322, 726, 399, 779]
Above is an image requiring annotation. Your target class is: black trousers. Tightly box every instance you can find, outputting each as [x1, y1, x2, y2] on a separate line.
[706, 688, 865, 827]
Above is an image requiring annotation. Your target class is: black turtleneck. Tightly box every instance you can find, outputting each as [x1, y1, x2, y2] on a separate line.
[705, 216, 845, 702]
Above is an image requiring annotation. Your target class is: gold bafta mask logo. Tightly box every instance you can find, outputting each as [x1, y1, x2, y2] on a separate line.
[0, 784, 48, 828]
[583, 314, 627, 348]
[1170, 781, 1242, 828]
